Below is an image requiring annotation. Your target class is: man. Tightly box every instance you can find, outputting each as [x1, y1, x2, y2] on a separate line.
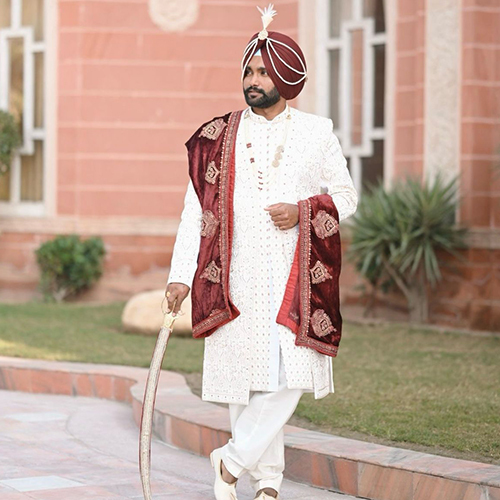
[165, 5, 357, 500]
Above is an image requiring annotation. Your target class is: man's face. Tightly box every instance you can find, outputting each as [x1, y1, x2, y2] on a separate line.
[243, 55, 281, 108]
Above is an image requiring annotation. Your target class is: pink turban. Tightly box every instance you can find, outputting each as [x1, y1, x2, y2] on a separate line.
[241, 31, 308, 101]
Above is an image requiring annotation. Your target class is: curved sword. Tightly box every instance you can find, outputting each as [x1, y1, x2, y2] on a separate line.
[139, 303, 178, 500]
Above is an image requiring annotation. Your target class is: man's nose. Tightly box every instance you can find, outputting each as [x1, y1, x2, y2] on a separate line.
[249, 73, 261, 87]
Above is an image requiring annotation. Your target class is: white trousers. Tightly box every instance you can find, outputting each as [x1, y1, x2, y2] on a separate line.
[220, 356, 303, 493]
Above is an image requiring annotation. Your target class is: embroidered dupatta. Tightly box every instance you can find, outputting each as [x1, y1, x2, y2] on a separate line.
[276, 195, 342, 357]
[186, 112, 342, 357]
[186, 112, 242, 338]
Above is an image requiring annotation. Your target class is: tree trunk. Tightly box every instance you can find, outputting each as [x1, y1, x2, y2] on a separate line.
[363, 282, 378, 318]
[381, 257, 429, 323]
[407, 267, 428, 323]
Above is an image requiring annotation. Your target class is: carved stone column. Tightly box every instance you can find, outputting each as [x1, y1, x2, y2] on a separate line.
[424, 0, 461, 182]
[298, 0, 316, 113]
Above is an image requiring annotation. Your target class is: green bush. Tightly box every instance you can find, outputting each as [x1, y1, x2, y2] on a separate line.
[347, 176, 468, 323]
[0, 110, 22, 175]
[35, 235, 106, 302]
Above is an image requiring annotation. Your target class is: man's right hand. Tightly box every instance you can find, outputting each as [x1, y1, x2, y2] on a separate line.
[165, 283, 190, 315]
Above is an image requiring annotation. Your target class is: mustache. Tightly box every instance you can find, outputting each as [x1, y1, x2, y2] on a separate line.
[244, 86, 265, 95]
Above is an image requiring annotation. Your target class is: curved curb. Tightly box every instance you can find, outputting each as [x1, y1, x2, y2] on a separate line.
[0, 356, 498, 500]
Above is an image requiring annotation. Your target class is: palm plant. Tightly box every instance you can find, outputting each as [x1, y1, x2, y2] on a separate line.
[347, 176, 468, 323]
[0, 110, 21, 175]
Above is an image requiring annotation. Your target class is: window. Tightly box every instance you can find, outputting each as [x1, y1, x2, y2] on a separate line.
[319, 0, 386, 193]
[0, 0, 46, 216]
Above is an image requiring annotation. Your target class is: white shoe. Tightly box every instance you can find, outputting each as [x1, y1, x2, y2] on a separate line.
[254, 492, 280, 500]
[210, 448, 238, 500]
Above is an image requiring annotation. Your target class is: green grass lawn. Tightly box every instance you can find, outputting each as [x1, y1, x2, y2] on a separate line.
[0, 301, 499, 464]
[0, 302, 203, 373]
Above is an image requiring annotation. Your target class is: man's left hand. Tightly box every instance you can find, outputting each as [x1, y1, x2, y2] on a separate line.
[264, 203, 299, 230]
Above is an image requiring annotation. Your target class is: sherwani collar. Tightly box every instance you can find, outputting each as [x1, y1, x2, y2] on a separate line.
[246, 104, 290, 124]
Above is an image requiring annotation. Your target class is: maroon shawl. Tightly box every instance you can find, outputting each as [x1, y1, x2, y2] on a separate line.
[185, 112, 342, 357]
[276, 195, 342, 357]
[185, 112, 242, 338]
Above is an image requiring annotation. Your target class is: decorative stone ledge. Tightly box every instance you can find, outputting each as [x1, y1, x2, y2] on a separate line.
[0, 356, 498, 500]
[0, 216, 180, 236]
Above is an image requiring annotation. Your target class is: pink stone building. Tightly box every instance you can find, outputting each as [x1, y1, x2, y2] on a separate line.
[0, 0, 498, 331]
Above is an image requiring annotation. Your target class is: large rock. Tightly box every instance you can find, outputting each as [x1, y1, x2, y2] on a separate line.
[121, 289, 192, 336]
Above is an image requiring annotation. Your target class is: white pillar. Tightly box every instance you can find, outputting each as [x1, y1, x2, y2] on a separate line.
[424, 0, 462, 183]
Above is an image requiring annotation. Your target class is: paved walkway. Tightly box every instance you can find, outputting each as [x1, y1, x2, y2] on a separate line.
[1, 357, 499, 500]
[0, 390, 358, 500]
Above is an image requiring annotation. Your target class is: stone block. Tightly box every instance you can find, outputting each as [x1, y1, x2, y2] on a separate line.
[310, 454, 358, 495]
[113, 376, 133, 403]
[121, 289, 192, 336]
[489, 486, 500, 500]
[200, 426, 230, 457]
[71, 373, 93, 397]
[413, 474, 485, 500]
[284, 447, 313, 485]
[358, 463, 413, 500]
[9, 368, 32, 392]
[91, 374, 113, 399]
[469, 303, 492, 331]
[31, 370, 68, 395]
[170, 418, 201, 455]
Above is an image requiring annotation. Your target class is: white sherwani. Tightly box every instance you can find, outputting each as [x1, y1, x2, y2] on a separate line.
[168, 106, 357, 405]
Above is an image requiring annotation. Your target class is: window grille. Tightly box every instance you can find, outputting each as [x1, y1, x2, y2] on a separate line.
[317, 0, 386, 193]
[0, 0, 45, 216]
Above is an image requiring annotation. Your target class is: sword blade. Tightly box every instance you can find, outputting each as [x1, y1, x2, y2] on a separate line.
[139, 324, 173, 500]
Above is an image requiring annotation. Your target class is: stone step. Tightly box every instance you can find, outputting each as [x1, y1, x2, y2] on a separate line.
[0, 356, 498, 500]
[0, 388, 354, 500]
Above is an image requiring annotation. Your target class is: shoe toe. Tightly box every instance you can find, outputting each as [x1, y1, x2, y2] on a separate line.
[210, 449, 238, 500]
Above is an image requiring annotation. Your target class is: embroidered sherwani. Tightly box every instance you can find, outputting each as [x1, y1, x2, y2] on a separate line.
[168, 106, 357, 405]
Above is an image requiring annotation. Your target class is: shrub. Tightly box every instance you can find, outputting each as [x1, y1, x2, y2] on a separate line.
[347, 176, 468, 323]
[36, 235, 106, 302]
[0, 110, 22, 175]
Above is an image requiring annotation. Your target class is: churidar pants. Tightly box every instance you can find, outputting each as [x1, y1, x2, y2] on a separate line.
[220, 353, 303, 493]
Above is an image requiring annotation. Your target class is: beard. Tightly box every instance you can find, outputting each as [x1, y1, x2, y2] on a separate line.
[244, 85, 281, 108]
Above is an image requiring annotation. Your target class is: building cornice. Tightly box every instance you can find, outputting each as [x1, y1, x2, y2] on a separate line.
[0, 217, 180, 236]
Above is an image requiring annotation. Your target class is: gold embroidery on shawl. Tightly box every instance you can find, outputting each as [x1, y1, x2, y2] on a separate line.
[201, 210, 219, 238]
[192, 112, 242, 338]
[201, 261, 222, 283]
[299, 200, 312, 332]
[218, 112, 241, 299]
[192, 310, 230, 337]
[311, 309, 337, 338]
[199, 118, 227, 141]
[310, 260, 333, 284]
[311, 210, 339, 239]
[205, 161, 220, 184]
